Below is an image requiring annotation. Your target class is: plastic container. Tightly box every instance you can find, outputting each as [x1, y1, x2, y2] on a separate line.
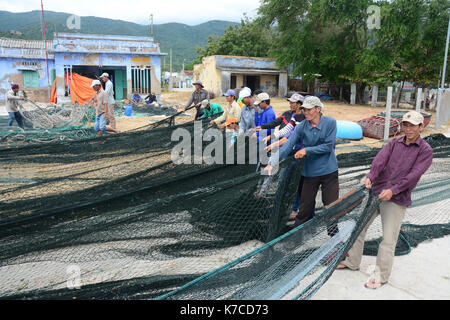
[125, 105, 133, 117]
[336, 120, 363, 140]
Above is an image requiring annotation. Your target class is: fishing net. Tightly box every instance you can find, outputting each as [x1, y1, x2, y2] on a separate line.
[0, 100, 181, 147]
[0, 106, 448, 300]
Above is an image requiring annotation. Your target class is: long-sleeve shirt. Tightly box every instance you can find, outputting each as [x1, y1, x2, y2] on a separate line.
[366, 136, 433, 207]
[213, 101, 241, 125]
[261, 110, 304, 130]
[6, 89, 21, 112]
[271, 115, 338, 177]
[239, 104, 256, 133]
[185, 89, 210, 108]
[95, 89, 109, 116]
[104, 80, 115, 105]
[200, 102, 223, 119]
[255, 106, 276, 139]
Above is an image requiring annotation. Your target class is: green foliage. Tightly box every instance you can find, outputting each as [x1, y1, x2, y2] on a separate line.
[258, 0, 449, 87]
[194, 16, 273, 65]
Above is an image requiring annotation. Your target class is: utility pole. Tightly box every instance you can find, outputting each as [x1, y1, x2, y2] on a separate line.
[169, 48, 173, 91]
[436, 13, 450, 128]
[150, 14, 154, 38]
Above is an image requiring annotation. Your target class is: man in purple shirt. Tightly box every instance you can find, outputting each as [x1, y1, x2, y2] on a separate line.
[337, 110, 433, 289]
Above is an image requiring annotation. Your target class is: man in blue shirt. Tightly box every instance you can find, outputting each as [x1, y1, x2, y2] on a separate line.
[265, 96, 339, 235]
[254, 92, 276, 141]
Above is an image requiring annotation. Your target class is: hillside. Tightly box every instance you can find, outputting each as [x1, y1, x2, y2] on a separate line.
[0, 10, 238, 70]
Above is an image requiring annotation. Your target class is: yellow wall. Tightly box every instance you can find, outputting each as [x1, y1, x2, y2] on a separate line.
[193, 56, 222, 96]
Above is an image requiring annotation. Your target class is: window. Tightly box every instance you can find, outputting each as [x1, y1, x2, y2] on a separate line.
[22, 70, 39, 88]
[131, 66, 151, 94]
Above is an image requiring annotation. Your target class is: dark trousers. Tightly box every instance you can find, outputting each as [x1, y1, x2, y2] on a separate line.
[8, 111, 24, 129]
[294, 170, 339, 236]
[195, 107, 204, 119]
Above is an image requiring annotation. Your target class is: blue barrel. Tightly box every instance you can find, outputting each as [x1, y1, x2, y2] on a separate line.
[336, 120, 363, 140]
[125, 105, 133, 117]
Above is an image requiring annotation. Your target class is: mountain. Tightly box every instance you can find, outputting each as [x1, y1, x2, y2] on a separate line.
[0, 10, 238, 70]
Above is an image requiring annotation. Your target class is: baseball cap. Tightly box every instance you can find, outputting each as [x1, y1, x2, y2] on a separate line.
[225, 117, 238, 126]
[302, 96, 324, 110]
[11, 84, 19, 89]
[239, 88, 251, 99]
[287, 93, 305, 103]
[91, 79, 102, 87]
[402, 111, 424, 125]
[255, 92, 270, 105]
[101, 73, 109, 78]
[224, 89, 236, 97]
[201, 99, 210, 108]
[193, 81, 204, 87]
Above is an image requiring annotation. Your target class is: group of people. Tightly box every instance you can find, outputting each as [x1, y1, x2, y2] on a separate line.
[7, 76, 434, 289]
[185, 82, 433, 289]
[131, 92, 157, 105]
[183, 81, 279, 145]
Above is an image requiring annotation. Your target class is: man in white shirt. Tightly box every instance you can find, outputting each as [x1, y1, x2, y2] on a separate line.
[101, 73, 117, 130]
[6, 84, 25, 129]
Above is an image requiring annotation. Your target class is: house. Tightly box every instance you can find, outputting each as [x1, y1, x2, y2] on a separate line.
[193, 55, 288, 97]
[0, 33, 166, 104]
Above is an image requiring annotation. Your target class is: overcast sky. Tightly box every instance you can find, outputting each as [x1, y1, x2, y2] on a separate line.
[0, 0, 261, 25]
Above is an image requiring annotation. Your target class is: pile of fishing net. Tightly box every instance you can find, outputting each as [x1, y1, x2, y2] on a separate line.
[0, 115, 448, 300]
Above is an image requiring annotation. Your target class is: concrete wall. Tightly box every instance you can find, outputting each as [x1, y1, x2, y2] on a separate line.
[194, 56, 222, 96]
[0, 57, 54, 103]
[193, 55, 288, 97]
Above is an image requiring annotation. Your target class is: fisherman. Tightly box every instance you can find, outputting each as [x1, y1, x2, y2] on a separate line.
[91, 80, 120, 136]
[132, 92, 143, 104]
[264, 96, 339, 236]
[183, 81, 210, 119]
[210, 89, 241, 130]
[6, 84, 25, 129]
[337, 110, 433, 289]
[145, 92, 157, 104]
[254, 92, 276, 141]
[238, 88, 256, 133]
[199, 99, 223, 121]
[101, 73, 117, 131]
[92, 80, 108, 137]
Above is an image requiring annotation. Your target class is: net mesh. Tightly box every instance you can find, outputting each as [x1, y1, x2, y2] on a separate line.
[0, 109, 449, 300]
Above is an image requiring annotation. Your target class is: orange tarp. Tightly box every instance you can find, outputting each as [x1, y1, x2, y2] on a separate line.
[68, 73, 96, 105]
[50, 73, 97, 105]
[50, 79, 57, 104]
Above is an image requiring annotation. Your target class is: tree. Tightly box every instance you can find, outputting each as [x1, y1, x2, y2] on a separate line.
[193, 16, 273, 65]
[258, 0, 449, 103]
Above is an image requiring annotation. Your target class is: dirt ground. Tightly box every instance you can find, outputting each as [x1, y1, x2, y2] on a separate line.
[115, 91, 449, 152]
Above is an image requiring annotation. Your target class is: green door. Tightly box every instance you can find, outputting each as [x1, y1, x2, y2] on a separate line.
[114, 69, 126, 100]
[22, 70, 39, 88]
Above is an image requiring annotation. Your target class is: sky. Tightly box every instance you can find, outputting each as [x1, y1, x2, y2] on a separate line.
[0, 0, 262, 25]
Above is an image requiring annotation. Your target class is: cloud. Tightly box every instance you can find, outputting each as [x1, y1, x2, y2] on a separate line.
[0, 0, 261, 25]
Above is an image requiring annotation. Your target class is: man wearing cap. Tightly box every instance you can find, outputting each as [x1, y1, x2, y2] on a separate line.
[265, 96, 339, 235]
[254, 92, 276, 140]
[256, 93, 305, 134]
[211, 89, 241, 130]
[199, 99, 223, 121]
[239, 88, 256, 133]
[6, 84, 25, 129]
[183, 81, 210, 119]
[101, 73, 117, 131]
[91, 79, 119, 136]
[337, 110, 433, 289]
